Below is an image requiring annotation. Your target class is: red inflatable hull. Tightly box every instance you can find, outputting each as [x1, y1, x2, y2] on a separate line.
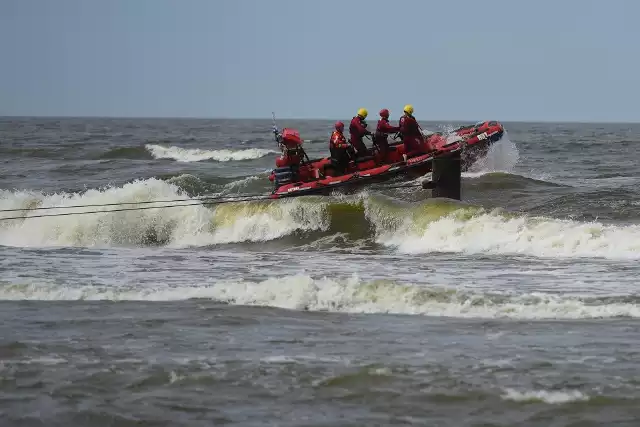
[269, 120, 504, 199]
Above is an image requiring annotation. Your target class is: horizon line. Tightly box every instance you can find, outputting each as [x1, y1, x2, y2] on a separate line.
[0, 114, 638, 125]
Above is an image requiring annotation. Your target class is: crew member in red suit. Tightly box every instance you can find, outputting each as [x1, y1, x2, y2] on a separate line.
[329, 121, 352, 174]
[349, 108, 373, 157]
[374, 109, 400, 154]
[399, 104, 434, 157]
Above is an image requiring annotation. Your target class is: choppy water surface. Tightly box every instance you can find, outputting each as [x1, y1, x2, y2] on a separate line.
[1, 117, 640, 426]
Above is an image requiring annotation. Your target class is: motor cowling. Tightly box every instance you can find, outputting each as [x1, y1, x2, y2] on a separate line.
[280, 128, 303, 149]
[275, 128, 304, 168]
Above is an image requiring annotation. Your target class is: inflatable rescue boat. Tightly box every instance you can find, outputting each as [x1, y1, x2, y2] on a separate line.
[268, 121, 505, 199]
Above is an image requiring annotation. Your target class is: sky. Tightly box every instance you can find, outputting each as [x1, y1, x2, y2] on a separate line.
[0, 0, 638, 122]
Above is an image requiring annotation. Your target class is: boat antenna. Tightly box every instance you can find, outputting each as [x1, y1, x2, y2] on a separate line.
[271, 111, 282, 147]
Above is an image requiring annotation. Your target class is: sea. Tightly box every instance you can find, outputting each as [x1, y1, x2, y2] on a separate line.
[1, 117, 639, 426]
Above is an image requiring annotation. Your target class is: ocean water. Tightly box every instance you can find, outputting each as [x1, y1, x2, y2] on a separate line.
[1, 117, 640, 426]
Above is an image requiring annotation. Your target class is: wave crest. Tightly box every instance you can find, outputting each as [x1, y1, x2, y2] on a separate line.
[3, 179, 640, 260]
[2, 274, 639, 320]
[145, 144, 276, 162]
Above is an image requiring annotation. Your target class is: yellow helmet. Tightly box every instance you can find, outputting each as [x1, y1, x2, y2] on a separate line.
[403, 104, 414, 115]
[357, 108, 368, 119]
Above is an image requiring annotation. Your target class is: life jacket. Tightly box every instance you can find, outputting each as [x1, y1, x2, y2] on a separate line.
[376, 118, 400, 139]
[349, 116, 370, 155]
[399, 114, 421, 137]
[330, 130, 348, 149]
[349, 116, 368, 139]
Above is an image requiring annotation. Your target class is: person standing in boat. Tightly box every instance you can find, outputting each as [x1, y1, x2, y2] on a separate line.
[374, 109, 400, 155]
[349, 108, 373, 157]
[399, 104, 434, 158]
[328, 121, 352, 174]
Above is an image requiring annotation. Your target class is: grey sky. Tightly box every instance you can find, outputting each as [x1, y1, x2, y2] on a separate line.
[1, 0, 638, 121]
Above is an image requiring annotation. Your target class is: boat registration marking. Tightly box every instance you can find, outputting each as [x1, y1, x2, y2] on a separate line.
[407, 155, 429, 164]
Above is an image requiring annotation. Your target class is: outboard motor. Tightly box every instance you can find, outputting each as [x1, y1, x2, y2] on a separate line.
[270, 128, 305, 188]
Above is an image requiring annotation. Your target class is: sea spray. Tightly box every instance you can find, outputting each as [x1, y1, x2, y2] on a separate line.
[463, 132, 520, 176]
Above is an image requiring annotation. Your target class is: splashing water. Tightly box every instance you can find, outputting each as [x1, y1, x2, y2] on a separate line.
[464, 132, 520, 176]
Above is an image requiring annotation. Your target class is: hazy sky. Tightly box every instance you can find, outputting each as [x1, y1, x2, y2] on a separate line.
[1, 0, 638, 121]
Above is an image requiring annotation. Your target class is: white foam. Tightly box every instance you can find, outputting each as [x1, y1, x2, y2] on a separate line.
[501, 388, 590, 404]
[0, 179, 209, 247]
[174, 198, 329, 247]
[145, 144, 276, 162]
[0, 179, 328, 248]
[2, 274, 638, 320]
[378, 208, 640, 260]
[5, 179, 640, 261]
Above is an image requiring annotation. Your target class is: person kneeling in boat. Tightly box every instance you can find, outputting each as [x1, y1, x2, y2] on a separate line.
[349, 108, 373, 157]
[328, 121, 353, 174]
[399, 104, 435, 158]
[373, 109, 400, 155]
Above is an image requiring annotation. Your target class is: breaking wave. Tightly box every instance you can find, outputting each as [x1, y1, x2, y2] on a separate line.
[0, 178, 327, 248]
[501, 388, 590, 404]
[162, 173, 265, 196]
[1, 274, 639, 319]
[2, 177, 640, 259]
[375, 206, 640, 259]
[145, 144, 277, 162]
